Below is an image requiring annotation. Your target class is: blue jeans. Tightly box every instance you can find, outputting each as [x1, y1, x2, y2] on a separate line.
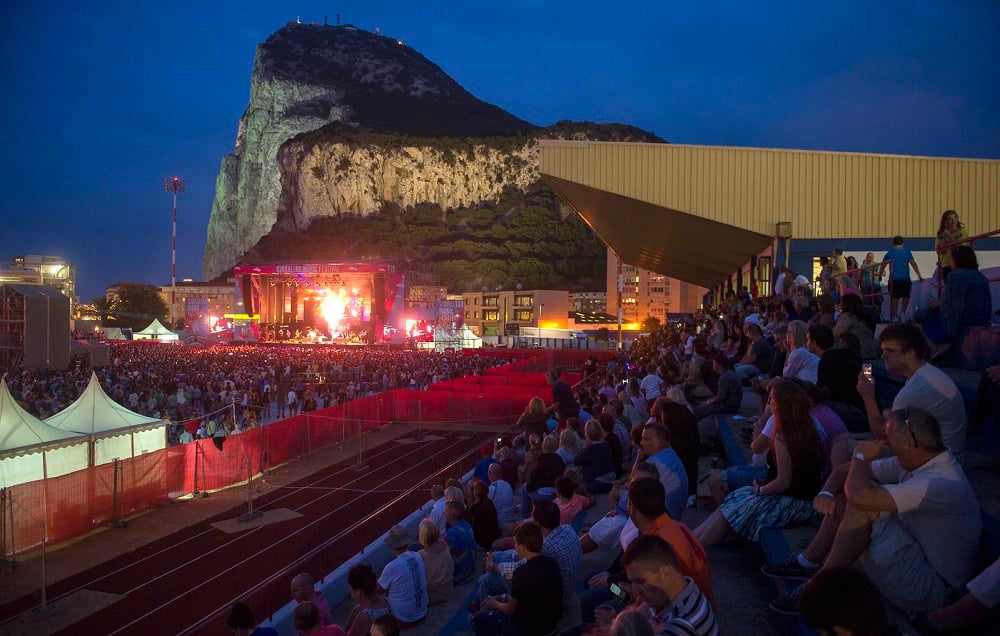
[472, 610, 515, 636]
[474, 570, 511, 602]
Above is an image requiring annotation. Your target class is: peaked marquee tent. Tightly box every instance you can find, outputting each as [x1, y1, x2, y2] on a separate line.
[132, 318, 178, 341]
[0, 379, 88, 488]
[45, 372, 167, 464]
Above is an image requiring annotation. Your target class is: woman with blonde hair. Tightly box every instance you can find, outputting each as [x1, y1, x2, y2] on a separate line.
[417, 518, 453, 606]
[516, 396, 549, 439]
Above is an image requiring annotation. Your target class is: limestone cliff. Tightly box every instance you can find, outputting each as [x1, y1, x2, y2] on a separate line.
[204, 21, 534, 279]
[204, 22, 663, 286]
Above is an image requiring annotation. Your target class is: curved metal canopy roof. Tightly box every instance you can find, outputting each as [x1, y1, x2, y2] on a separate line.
[542, 175, 773, 289]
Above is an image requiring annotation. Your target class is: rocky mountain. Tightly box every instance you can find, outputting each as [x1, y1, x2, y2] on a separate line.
[204, 21, 663, 289]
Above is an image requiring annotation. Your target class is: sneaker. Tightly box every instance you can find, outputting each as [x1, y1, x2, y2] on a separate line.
[761, 555, 817, 580]
[769, 585, 805, 615]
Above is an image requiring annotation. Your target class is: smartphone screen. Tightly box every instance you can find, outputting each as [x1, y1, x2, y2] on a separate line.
[609, 582, 629, 602]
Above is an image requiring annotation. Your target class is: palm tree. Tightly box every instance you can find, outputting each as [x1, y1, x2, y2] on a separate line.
[90, 296, 118, 326]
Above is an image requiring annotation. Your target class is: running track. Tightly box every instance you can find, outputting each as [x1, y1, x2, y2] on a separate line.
[0, 427, 502, 635]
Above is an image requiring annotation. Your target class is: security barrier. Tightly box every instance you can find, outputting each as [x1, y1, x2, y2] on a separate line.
[0, 349, 612, 560]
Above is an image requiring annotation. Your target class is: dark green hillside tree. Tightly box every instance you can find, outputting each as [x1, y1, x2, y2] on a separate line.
[109, 283, 169, 331]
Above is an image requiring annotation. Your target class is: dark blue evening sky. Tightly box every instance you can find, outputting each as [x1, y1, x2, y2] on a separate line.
[2, 1, 998, 301]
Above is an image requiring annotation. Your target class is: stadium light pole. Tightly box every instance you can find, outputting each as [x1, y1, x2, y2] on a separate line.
[164, 177, 186, 328]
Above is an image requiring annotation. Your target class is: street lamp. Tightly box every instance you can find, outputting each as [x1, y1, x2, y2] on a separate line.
[164, 177, 186, 328]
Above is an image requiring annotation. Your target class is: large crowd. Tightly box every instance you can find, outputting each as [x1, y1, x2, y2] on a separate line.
[4, 343, 514, 443]
[9, 212, 1000, 635]
[271, 232, 998, 635]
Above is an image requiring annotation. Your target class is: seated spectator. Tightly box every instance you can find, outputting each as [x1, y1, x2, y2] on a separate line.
[293, 601, 347, 636]
[369, 614, 399, 636]
[767, 408, 981, 616]
[556, 428, 580, 466]
[227, 600, 278, 636]
[533, 499, 583, 604]
[344, 563, 392, 636]
[693, 379, 823, 547]
[610, 609, 656, 636]
[581, 477, 716, 625]
[920, 244, 993, 362]
[692, 355, 743, 439]
[833, 292, 878, 360]
[468, 480, 501, 549]
[555, 475, 592, 525]
[290, 572, 332, 627]
[444, 500, 477, 585]
[520, 434, 565, 516]
[496, 445, 519, 490]
[470, 445, 499, 492]
[516, 397, 550, 440]
[639, 422, 689, 523]
[783, 320, 819, 383]
[655, 389, 700, 503]
[428, 484, 447, 535]
[575, 419, 616, 494]
[816, 331, 868, 434]
[856, 323, 967, 454]
[621, 534, 719, 636]
[683, 340, 715, 402]
[580, 461, 660, 557]
[799, 567, 890, 636]
[486, 462, 517, 530]
[416, 519, 453, 607]
[471, 521, 563, 636]
[598, 412, 627, 477]
[378, 525, 428, 628]
[734, 323, 775, 381]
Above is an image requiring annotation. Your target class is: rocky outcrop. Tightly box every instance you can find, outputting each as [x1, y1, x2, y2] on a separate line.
[203, 22, 534, 279]
[203, 22, 663, 281]
[275, 132, 539, 232]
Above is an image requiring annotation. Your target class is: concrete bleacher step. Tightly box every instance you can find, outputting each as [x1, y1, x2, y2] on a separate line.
[758, 526, 818, 636]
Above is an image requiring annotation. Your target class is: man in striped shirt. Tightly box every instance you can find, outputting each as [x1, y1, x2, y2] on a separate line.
[622, 534, 719, 636]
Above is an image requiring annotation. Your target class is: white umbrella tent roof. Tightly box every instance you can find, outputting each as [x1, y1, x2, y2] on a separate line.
[45, 372, 167, 463]
[133, 318, 178, 341]
[0, 379, 89, 487]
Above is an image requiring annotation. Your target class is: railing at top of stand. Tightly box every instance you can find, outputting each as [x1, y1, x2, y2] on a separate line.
[828, 260, 893, 306]
[934, 227, 1000, 294]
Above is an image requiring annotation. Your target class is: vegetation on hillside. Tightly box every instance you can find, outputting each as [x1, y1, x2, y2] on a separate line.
[244, 181, 608, 292]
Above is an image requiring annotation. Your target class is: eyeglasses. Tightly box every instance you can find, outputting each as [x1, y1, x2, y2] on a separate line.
[889, 408, 918, 448]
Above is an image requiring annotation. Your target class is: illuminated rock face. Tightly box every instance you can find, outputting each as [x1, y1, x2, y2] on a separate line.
[203, 21, 534, 279]
[275, 137, 540, 233]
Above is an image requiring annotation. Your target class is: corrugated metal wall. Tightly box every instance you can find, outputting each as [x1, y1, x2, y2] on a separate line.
[539, 141, 1000, 238]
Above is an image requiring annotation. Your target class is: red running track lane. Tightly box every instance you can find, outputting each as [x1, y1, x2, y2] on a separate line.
[0, 428, 501, 635]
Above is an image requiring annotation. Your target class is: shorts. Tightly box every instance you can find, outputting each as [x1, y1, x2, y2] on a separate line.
[889, 278, 912, 299]
[859, 514, 949, 613]
[723, 464, 767, 491]
[586, 514, 628, 550]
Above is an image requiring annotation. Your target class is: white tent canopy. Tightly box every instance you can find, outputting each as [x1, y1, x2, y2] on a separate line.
[45, 372, 167, 464]
[133, 318, 178, 341]
[0, 379, 89, 488]
[419, 325, 483, 352]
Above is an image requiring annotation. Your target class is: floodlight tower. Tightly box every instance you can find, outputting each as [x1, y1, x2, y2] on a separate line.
[164, 177, 186, 327]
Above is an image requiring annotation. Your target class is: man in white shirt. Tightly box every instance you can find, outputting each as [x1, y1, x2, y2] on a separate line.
[428, 484, 447, 535]
[487, 463, 516, 527]
[768, 407, 980, 616]
[858, 323, 966, 453]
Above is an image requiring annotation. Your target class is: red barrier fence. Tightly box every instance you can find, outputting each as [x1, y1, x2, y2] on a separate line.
[1, 356, 599, 558]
